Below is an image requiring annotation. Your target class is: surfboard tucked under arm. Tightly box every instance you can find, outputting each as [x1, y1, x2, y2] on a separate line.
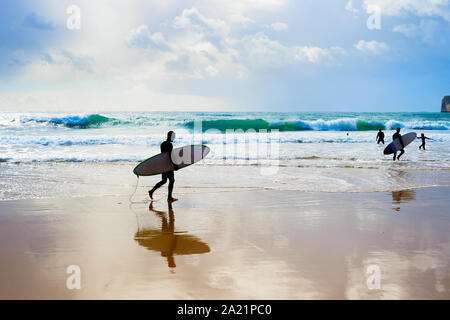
[133, 144, 210, 176]
[383, 132, 417, 155]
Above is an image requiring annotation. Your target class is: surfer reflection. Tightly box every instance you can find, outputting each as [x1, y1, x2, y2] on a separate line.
[149, 131, 179, 203]
[417, 133, 432, 150]
[134, 202, 210, 268]
[376, 129, 385, 144]
[392, 128, 405, 161]
[392, 189, 415, 212]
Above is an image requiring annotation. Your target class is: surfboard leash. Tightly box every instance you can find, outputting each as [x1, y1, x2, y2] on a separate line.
[129, 175, 141, 204]
[129, 175, 166, 204]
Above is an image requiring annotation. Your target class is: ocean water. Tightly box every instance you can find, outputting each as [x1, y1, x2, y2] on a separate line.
[1, 111, 450, 200]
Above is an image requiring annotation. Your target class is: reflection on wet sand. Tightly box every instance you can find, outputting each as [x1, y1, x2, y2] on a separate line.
[134, 202, 210, 268]
[1, 187, 449, 299]
[392, 189, 415, 212]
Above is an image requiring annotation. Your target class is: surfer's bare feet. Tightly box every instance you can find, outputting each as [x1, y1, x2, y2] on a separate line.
[148, 190, 153, 200]
[168, 197, 178, 203]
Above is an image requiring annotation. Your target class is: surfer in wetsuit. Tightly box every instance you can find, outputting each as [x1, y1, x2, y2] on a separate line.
[149, 131, 179, 203]
[418, 133, 432, 150]
[392, 127, 405, 161]
[376, 129, 385, 144]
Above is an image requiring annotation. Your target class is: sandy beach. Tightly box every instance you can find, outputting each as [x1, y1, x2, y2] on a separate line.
[1, 184, 449, 299]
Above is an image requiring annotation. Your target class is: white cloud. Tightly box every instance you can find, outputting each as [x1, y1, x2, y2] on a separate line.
[238, 33, 345, 66]
[29, 6, 345, 84]
[173, 7, 230, 36]
[345, 0, 359, 15]
[126, 25, 169, 50]
[354, 40, 389, 54]
[198, 0, 288, 16]
[360, 1, 450, 45]
[268, 22, 289, 31]
[363, 0, 450, 21]
[229, 14, 255, 26]
[128, 8, 345, 79]
[238, 33, 290, 67]
[393, 23, 418, 37]
[205, 65, 220, 76]
[16, 50, 97, 85]
[295, 46, 346, 64]
[393, 19, 439, 43]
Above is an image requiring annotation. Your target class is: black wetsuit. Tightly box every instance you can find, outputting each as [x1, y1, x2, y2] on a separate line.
[376, 131, 385, 144]
[392, 132, 404, 160]
[149, 140, 175, 199]
[419, 136, 431, 150]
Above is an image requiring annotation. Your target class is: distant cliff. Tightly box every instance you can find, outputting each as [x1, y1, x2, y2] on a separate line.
[442, 96, 450, 112]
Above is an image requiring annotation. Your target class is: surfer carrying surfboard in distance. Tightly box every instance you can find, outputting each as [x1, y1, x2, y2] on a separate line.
[148, 131, 179, 203]
[392, 128, 405, 161]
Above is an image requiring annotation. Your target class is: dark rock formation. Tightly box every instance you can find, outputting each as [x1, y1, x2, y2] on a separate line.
[442, 96, 450, 112]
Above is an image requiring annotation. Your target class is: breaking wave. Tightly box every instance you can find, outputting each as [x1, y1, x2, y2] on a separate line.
[184, 118, 450, 132]
[21, 114, 117, 128]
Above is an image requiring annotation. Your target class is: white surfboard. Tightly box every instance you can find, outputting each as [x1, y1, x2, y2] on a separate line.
[133, 144, 210, 176]
[384, 132, 417, 155]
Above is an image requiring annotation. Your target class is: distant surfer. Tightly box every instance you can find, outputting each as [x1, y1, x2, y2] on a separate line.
[417, 133, 432, 150]
[148, 131, 179, 203]
[392, 128, 404, 161]
[376, 129, 385, 144]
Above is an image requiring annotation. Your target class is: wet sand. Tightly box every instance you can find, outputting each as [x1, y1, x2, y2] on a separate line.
[0, 188, 449, 299]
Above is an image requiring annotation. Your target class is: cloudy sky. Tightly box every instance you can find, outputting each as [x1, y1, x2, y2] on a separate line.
[0, 0, 449, 112]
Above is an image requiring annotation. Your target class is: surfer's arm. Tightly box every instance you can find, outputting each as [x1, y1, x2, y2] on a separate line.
[399, 137, 405, 148]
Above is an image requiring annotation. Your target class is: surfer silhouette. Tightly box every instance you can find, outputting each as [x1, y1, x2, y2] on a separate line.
[392, 128, 404, 161]
[376, 129, 385, 144]
[149, 131, 179, 203]
[134, 202, 210, 269]
[152, 202, 177, 268]
[418, 133, 432, 150]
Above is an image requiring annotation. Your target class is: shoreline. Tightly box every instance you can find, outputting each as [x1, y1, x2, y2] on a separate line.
[1, 162, 450, 202]
[1, 183, 450, 203]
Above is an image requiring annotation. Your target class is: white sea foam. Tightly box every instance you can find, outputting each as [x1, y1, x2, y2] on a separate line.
[1, 112, 450, 200]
